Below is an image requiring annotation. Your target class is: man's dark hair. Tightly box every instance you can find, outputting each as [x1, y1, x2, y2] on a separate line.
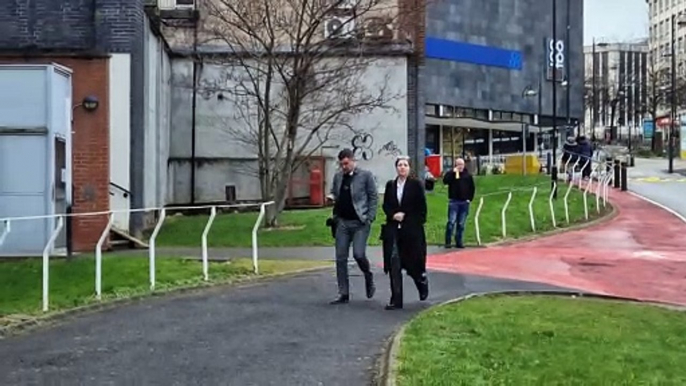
[338, 148, 354, 161]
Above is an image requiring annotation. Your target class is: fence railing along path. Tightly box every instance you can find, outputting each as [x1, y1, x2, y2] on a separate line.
[472, 153, 614, 246]
[0, 151, 619, 313]
[0, 201, 274, 312]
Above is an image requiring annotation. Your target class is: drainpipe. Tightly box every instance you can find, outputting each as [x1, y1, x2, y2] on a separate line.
[190, 12, 199, 204]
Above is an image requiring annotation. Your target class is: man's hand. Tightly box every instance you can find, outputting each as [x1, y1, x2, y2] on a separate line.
[393, 212, 405, 222]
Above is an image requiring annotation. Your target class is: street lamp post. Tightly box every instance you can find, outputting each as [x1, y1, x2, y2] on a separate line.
[670, 14, 677, 174]
[592, 39, 597, 137]
[565, 0, 572, 135]
[551, 0, 559, 198]
[523, 85, 542, 158]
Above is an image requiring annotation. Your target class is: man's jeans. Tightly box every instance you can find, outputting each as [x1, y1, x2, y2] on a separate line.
[335, 219, 372, 296]
[445, 200, 470, 247]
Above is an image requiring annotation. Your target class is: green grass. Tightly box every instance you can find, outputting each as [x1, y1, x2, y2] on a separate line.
[0, 256, 328, 317]
[397, 295, 686, 386]
[155, 175, 610, 248]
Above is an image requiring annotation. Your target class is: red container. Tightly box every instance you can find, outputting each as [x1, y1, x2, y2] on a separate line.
[309, 168, 324, 206]
[425, 155, 441, 177]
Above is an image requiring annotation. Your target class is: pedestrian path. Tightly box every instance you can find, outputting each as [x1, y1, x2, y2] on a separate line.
[428, 189, 686, 306]
[0, 271, 564, 385]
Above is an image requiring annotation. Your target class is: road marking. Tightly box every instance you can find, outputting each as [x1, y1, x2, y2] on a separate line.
[628, 192, 686, 224]
[630, 177, 686, 183]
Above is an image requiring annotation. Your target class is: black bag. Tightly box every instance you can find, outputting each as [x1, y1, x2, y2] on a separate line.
[325, 217, 337, 238]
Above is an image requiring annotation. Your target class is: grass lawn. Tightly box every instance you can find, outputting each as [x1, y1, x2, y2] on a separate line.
[0, 256, 328, 318]
[156, 175, 609, 248]
[397, 295, 686, 385]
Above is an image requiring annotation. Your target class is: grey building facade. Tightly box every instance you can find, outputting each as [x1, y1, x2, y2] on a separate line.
[421, 0, 584, 164]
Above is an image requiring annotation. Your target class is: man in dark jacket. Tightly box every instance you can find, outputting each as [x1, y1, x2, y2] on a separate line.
[328, 148, 378, 305]
[442, 158, 476, 248]
[576, 136, 593, 179]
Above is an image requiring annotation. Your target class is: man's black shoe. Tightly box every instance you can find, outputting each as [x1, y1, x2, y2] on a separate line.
[385, 302, 403, 310]
[365, 273, 376, 299]
[418, 280, 429, 301]
[330, 295, 349, 305]
[456, 244, 465, 249]
[444, 244, 452, 249]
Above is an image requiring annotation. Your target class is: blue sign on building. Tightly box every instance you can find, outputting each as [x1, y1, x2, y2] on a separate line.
[425, 37, 522, 70]
[643, 119, 654, 139]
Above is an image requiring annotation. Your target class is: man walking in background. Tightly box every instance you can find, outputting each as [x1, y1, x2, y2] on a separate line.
[443, 158, 476, 249]
[328, 148, 378, 304]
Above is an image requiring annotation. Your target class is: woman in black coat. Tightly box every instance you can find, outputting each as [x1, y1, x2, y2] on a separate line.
[381, 156, 429, 310]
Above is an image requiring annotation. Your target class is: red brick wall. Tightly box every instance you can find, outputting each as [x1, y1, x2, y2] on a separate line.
[0, 56, 111, 252]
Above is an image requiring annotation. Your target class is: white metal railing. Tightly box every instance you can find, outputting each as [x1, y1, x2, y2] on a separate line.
[0, 201, 275, 312]
[471, 154, 618, 246]
[528, 187, 538, 232]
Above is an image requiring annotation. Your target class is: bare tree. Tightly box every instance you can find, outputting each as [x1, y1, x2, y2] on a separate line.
[584, 52, 686, 148]
[191, 0, 419, 225]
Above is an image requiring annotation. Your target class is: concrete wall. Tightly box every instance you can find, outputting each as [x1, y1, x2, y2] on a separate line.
[143, 18, 172, 212]
[424, 0, 584, 120]
[168, 56, 408, 203]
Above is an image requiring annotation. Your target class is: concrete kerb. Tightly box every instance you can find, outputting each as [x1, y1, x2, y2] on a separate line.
[376, 290, 686, 386]
[0, 265, 332, 339]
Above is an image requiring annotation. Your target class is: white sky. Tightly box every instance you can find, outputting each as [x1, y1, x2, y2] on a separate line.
[583, 0, 649, 44]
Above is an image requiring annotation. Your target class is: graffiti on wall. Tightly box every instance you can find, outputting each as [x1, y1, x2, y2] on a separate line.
[378, 140, 401, 157]
[351, 133, 375, 160]
[351, 132, 404, 161]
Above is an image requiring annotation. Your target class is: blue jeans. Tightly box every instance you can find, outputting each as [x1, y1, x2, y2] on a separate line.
[445, 200, 470, 247]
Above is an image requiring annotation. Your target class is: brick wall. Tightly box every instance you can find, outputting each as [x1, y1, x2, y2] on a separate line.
[0, 0, 144, 53]
[0, 56, 110, 252]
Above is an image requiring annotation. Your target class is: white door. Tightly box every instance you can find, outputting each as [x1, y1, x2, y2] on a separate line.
[0, 135, 49, 255]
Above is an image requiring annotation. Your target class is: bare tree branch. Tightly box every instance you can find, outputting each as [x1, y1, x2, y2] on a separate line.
[189, 0, 419, 225]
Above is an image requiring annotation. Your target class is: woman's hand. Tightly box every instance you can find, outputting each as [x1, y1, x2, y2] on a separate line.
[393, 212, 405, 222]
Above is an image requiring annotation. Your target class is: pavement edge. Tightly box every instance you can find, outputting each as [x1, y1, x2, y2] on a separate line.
[0, 265, 332, 339]
[376, 290, 685, 386]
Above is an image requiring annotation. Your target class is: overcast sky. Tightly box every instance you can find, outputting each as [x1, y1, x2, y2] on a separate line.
[584, 0, 649, 44]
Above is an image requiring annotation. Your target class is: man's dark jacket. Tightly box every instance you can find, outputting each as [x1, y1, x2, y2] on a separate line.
[442, 169, 475, 201]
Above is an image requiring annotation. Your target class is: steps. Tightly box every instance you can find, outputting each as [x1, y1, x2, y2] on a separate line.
[109, 227, 149, 251]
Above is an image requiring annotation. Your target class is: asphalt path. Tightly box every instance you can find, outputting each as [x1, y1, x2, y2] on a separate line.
[0, 268, 569, 386]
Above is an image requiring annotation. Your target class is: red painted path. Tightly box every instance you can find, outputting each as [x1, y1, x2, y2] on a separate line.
[428, 191, 686, 306]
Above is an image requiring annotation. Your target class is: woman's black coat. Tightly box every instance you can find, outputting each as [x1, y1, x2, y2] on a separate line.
[380, 178, 428, 278]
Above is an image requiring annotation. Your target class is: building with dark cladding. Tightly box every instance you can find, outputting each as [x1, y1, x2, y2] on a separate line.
[421, 0, 584, 170]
